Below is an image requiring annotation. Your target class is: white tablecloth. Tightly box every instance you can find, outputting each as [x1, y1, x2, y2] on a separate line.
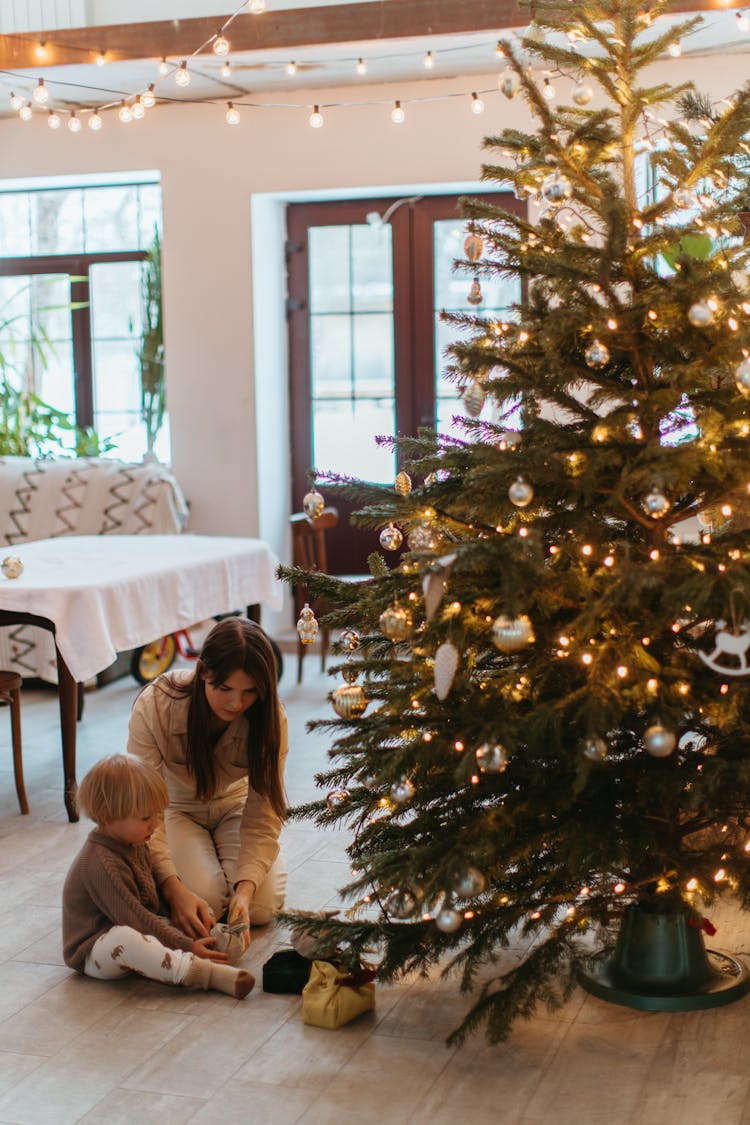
[0, 535, 282, 683]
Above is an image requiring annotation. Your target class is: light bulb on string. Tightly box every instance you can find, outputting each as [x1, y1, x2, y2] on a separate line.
[248, 0, 266, 12]
[47, 110, 61, 130]
[19, 103, 33, 121]
[132, 95, 144, 120]
[158, 57, 170, 76]
[495, 40, 505, 58]
[34, 42, 48, 61]
[118, 101, 133, 123]
[356, 57, 367, 75]
[309, 105, 324, 128]
[543, 77, 556, 100]
[88, 110, 103, 131]
[175, 61, 190, 87]
[226, 101, 240, 125]
[33, 79, 49, 105]
[95, 51, 107, 66]
[213, 32, 230, 55]
[67, 111, 81, 133]
[738, 11, 750, 32]
[286, 60, 298, 75]
[423, 50, 434, 69]
[391, 100, 405, 124]
[142, 84, 156, 109]
[668, 40, 682, 57]
[9, 92, 23, 111]
[470, 92, 485, 115]
[221, 60, 232, 78]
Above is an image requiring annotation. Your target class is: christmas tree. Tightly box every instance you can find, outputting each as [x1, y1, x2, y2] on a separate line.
[281, 0, 750, 1043]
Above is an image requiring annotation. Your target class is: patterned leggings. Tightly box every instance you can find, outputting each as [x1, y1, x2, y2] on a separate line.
[84, 925, 194, 985]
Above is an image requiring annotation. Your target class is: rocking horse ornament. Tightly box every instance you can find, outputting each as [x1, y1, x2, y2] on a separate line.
[699, 620, 750, 676]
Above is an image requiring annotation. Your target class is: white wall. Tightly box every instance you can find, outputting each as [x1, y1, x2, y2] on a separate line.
[0, 53, 745, 629]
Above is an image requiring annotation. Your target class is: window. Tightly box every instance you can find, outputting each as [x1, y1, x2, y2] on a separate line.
[0, 176, 166, 461]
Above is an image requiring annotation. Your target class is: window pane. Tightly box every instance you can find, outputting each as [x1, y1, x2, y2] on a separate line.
[313, 398, 395, 483]
[311, 314, 352, 397]
[309, 227, 351, 313]
[138, 185, 163, 246]
[0, 193, 31, 256]
[353, 313, 394, 396]
[90, 260, 142, 338]
[351, 225, 392, 312]
[30, 189, 84, 255]
[83, 186, 139, 253]
[37, 339, 75, 413]
[92, 340, 141, 413]
[33, 275, 74, 343]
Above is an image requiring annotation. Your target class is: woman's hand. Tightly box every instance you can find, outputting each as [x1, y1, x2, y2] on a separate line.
[228, 880, 256, 950]
[162, 876, 215, 939]
[191, 936, 229, 962]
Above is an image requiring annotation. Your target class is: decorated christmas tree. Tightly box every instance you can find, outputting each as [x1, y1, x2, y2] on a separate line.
[281, 0, 750, 1043]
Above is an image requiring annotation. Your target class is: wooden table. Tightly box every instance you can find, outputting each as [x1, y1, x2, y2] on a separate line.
[0, 534, 282, 821]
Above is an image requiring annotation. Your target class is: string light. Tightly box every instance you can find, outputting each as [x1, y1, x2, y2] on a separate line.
[47, 109, 61, 130]
[495, 40, 505, 57]
[175, 61, 190, 87]
[9, 92, 23, 111]
[738, 11, 750, 32]
[543, 77, 556, 100]
[95, 51, 107, 66]
[34, 42, 48, 60]
[309, 105, 324, 128]
[213, 32, 230, 55]
[471, 92, 485, 115]
[33, 79, 49, 105]
[668, 40, 682, 56]
[158, 57, 170, 76]
[356, 58, 367, 75]
[88, 109, 103, 131]
[286, 60, 298, 75]
[221, 61, 232, 78]
[391, 100, 405, 124]
[424, 50, 434, 69]
[118, 101, 133, 123]
[19, 103, 32, 121]
[226, 101, 240, 124]
[67, 111, 81, 133]
[142, 84, 156, 109]
[132, 95, 145, 120]
[248, 0, 266, 12]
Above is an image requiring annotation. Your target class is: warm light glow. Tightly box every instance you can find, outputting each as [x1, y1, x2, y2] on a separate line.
[582, 653, 593, 665]
[424, 732, 432, 742]
[175, 61, 190, 86]
[95, 51, 107, 66]
[286, 60, 298, 75]
[226, 102, 240, 125]
[714, 868, 727, 882]
[668, 40, 682, 57]
[643, 637, 651, 646]
[686, 878, 698, 891]
[67, 111, 81, 133]
[721, 683, 729, 694]
[454, 741, 464, 752]
[424, 50, 434, 69]
[650, 549, 660, 561]
[33, 79, 49, 105]
[614, 883, 626, 894]
[604, 555, 614, 567]
[118, 101, 133, 123]
[471, 92, 485, 115]
[88, 110, 103, 131]
[248, 0, 266, 11]
[356, 57, 367, 75]
[582, 544, 593, 556]
[531, 910, 541, 920]
[47, 110, 61, 130]
[391, 100, 405, 124]
[158, 57, 170, 76]
[213, 33, 230, 55]
[143, 84, 156, 109]
[34, 42, 48, 60]
[617, 665, 628, 678]
[19, 103, 33, 121]
[559, 636, 570, 646]
[678, 682, 689, 695]
[309, 105, 324, 128]
[132, 96, 145, 120]
[647, 678, 658, 692]
[471, 774, 479, 784]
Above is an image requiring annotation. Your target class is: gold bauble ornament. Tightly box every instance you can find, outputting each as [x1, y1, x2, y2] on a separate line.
[585, 339, 610, 369]
[394, 471, 412, 496]
[688, 300, 714, 328]
[508, 476, 534, 508]
[491, 614, 535, 651]
[475, 742, 509, 773]
[379, 603, 413, 642]
[582, 737, 607, 762]
[1, 555, 23, 579]
[644, 724, 676, 758]
[331, 683, 368, 719]
[379, 523, 403, 551]
[407, 524, 439, 552]
[641, 487, 671, 519]
[302, 489, 325, 520]
[325, 788, 349, 810]
[390, 776, 416, 804]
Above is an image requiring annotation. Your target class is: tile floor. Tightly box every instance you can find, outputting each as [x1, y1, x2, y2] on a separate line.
[0, 644, 749, 1123]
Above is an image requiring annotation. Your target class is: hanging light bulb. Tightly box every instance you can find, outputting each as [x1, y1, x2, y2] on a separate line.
[309, 104, 324, 128]
[142, 83, 156, 109]
[248, 0, 266, 12]
[33, 79, 49, 104]
[47, 109, 61, 130]
[221, 60, 232, 78]
[19, 102, 33, 121]
[423, 50, 434, 69]
[470, 92, 485, 115]
[118, 101, 133, 123]
[175, 61, 190, 86]
[668, 40, 682, 57]
[95, 51, 107, 66]
[9, 92, 23, 111]
[158, 57, 170, 76]
[495, 40, 505, 58]
[226, 101, 240, 125]
[213, 32, 230, 55]
[34, 42, 48, 61]
[543, 77, 556, 100]
[285, 60, 298, 75]
[88, 109, 103, 131]
[356, 57, 367, 75]
[738, 11, 750, 32]
[391, 99, 405, 124]
[67, 111, 81, 133]
[131, 95, 145, 120]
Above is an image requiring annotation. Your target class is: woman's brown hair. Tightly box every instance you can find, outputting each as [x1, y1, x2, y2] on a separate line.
[161, 618, 285, 818]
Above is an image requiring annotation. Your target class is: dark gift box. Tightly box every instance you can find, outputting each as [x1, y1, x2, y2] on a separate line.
[262, 948, 313, 994]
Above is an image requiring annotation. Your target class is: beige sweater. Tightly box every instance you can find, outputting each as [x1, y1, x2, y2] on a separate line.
[127, 670, 288, 890]
[62, 829, 194, 972]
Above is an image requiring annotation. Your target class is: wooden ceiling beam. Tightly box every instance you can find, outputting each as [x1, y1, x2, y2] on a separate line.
[0, 0, 745, 72]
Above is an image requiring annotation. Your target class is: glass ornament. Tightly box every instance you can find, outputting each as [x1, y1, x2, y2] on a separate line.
[303, 489, 325, 519]
[296, 603, 319, 644]
[1, 556, 23, 579]
[572, 80, 593, 106]
[644, 724, 676, 758]
[339, 628, 361, 652]
[342, 664, 360, 684]
[379, 603, 413, 642]
[390, 777, 416, 804]
[582, 737, 608, 762]
[435, 906, 463, 933]
[688, 300, 714, 328]
[332, 683, 368, 719]
[508, 476, 534, 507]
[491, 614, 535, 651]
[642, 487, 671, 519]
[379, 523, 403, 551]
[475, 742, 509, 773]
[499, 70, 520, 99]
[325, 788, 349, 810]
[384, 887, 420, 919]
[463, 380, 485, 417]
[407, 524, 439, 552]
[464, 232, 483, 262]
[453, 867, 486, 897]
[673, 187, 696, 210]
[585, 339, 610, 369]
[467, 278, 483, 306]
[541, 172, 573, 204]
[394, 471, 412, 496]
[735, 358, 750, 395]
[524, 21, 545, 45]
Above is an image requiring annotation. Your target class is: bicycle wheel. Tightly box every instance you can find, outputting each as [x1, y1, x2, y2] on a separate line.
[131, 635, 178, 684]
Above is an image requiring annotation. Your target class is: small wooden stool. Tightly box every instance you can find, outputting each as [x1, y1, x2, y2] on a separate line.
[0, 671, 27, 815]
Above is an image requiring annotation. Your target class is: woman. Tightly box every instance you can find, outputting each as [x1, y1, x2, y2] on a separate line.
[127, 617, 288, 940]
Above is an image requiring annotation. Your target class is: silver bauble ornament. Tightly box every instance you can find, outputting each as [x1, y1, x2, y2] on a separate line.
[463, 380, 485, 417]
[735, 358, 750, 396]
[296, 603, 319, 645]
[394, 471, 412, 496]
[508, 476, 534, 508]
[302, 489, 325, 520]
[1, 555, 23, 579]
[434, 640, 460, 700]
[582, 737, 608, 762]
[491, 614, 535, 652]
[642, 487, 671, 519]
[331, 683, 368, 719]
[435, 906, 463, 933]
[390, 776, 416, 804]
[339, 628, 361, 652]
[541, 172, 573, 204]
[453, 867, 486, 898]
[384, 888, 420, 919]
[572, 80, 593, 106]
[499, 70, 520, 99]
[407, 524, 439, 552]
[379, 603, 413, 642]
[644, 724, 676, 758]
[585, 339, 610, 369]
[688, 300, 714, 328]
[325, 788, 349, 810]
[379, 523, 403, 551]
[475, 742, 509, 773]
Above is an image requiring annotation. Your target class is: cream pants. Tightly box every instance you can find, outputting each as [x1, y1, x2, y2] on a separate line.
[165, 795, 287, 925]
[84, 925, 193, 984]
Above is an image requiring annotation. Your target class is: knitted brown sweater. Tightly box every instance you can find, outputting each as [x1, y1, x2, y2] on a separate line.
[62, 828, 194, 973]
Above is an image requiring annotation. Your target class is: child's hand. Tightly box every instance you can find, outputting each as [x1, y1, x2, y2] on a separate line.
[191, 936, 229, 962]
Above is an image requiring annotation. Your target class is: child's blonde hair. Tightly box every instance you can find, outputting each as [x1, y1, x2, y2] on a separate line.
[78, 754, 169, 824]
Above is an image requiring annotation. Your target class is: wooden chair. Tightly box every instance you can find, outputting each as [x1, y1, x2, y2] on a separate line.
[290, 506, 341, 683]
[0, 671, 27, 814]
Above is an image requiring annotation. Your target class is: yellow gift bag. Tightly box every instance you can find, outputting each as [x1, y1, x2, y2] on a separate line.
[302, 960, 375, 1029]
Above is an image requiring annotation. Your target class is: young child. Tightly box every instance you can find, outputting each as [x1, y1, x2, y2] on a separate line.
[62, 754, 255, 999]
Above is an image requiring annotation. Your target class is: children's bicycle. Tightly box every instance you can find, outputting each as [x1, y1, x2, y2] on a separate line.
[130, 625, 284, 684]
